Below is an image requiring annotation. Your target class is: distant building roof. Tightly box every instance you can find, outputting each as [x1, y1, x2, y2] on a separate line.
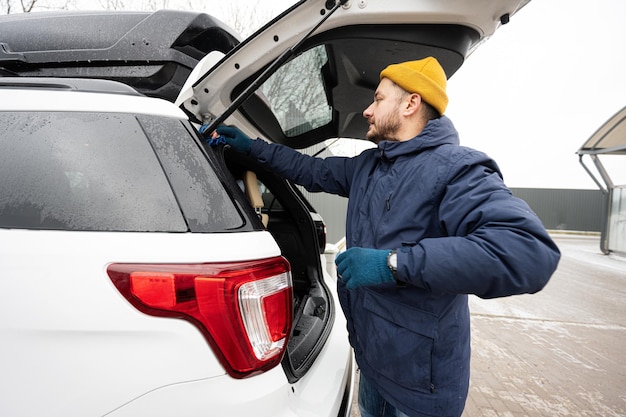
[577, 106, 626, 191]
[578, 106, 626, 156]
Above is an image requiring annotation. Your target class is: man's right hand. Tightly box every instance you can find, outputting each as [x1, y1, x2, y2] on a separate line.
[215, 125, 253, 154]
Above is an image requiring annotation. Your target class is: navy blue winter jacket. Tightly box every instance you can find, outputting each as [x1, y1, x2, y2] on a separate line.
[249, 116, 561, 417]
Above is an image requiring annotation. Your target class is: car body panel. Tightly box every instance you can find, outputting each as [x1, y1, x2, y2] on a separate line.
[0, 228, 352, 416]
[0, 230, 272, 413]
[0, 76, 353, 416]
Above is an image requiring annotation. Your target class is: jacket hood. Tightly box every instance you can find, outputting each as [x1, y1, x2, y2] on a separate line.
[378, 115, 460, 160]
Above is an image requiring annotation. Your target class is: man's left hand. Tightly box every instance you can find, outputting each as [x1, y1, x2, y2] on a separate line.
[335, 247, 394, 289]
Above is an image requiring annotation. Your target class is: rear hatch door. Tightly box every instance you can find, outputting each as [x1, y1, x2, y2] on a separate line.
[177, 0, 530, 148]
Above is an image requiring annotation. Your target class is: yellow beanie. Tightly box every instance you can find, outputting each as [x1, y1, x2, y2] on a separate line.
[380, 57, 448, 115]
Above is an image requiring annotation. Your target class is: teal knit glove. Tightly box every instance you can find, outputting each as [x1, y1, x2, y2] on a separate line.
[215, 125, 253, 154]
[335, 247, 394, 289]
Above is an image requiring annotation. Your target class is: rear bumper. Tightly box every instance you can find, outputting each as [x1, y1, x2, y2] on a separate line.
[104, 339, 354, 417]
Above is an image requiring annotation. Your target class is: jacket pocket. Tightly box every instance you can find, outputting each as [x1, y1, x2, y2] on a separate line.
[358, 290, 438, 393]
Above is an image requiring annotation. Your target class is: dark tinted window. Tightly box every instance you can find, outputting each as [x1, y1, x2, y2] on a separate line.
[0, 112, 188, 231]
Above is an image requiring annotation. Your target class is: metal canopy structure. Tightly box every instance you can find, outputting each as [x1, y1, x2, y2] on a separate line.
[577, 106, 626, 255]
[578, 106, 626, 191]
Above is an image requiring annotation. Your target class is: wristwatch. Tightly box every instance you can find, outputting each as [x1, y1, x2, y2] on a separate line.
[387, 250, 398, 279]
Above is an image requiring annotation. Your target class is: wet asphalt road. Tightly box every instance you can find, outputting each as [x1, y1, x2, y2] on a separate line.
[350, 234, 626, 417]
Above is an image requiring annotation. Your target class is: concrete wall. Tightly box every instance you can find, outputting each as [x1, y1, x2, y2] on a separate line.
[299, 187, 607, 245]
[511, 188, 605, 232]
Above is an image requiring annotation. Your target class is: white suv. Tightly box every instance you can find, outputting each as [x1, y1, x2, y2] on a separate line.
[0, 1, 529, 416]
[0, 76, 353, 416]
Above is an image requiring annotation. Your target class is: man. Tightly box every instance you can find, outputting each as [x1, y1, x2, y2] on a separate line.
[213, 57, 561, 417]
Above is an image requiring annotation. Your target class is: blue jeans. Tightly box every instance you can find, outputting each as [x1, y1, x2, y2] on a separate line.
[358, 373, 411, 417]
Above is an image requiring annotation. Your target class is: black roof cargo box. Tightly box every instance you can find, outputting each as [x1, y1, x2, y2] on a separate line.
[0, 10, 239, 102]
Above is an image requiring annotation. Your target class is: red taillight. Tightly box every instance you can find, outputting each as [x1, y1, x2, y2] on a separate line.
[107, 257, 293, 378]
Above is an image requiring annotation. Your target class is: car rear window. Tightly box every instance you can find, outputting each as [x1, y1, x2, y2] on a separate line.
[138, 115, 244, 232]
[259, 45, 332, 138]
[0, 111, 242, 232]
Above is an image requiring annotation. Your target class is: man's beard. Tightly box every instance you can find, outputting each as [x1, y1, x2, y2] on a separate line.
[366, 110, 401, 144]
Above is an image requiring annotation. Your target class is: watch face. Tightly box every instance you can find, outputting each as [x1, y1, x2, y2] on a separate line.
[389, 252, 397, 269]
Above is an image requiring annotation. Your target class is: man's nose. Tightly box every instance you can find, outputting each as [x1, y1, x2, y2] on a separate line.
[363, 103, 373, 118]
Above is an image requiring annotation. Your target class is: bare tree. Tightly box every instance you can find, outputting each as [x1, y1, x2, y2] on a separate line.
[97, 0, 171, 11]
[216, 0, 275, 38]
[1, 0, 38, 13]
[20, 0, 36, 11]
[2, 0, 75, 13]
[1, 0, 284, 29]
[0, 0, 10, 13]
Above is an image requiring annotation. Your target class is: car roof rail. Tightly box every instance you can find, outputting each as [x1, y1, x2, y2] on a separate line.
[0, 77, 144, 96]
[0, 42, 26, 63]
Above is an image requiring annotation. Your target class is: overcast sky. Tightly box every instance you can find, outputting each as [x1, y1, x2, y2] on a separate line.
[445, 0, 626, 190]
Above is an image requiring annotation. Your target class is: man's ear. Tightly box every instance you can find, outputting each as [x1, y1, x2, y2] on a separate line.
[403, 93, 421, 116]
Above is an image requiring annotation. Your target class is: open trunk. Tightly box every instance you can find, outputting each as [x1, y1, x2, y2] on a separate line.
[209, 145, 335, 382]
